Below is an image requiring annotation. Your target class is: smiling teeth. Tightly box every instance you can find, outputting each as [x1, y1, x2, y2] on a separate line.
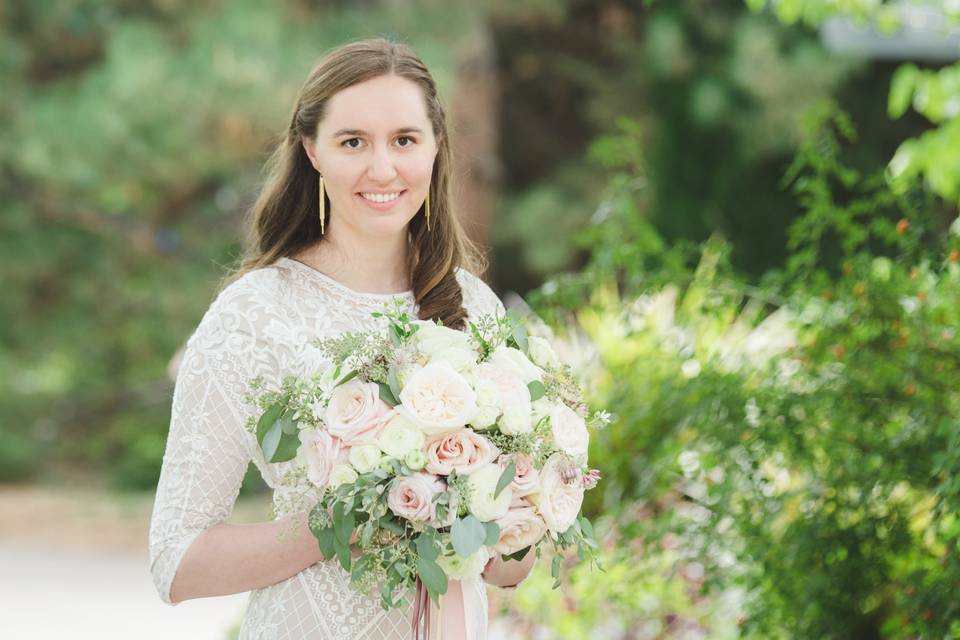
[361, 192, 401, 203]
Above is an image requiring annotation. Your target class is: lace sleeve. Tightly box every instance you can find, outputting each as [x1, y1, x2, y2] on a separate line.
[148, 276, 279, 605]
[457, 267, 507, 321]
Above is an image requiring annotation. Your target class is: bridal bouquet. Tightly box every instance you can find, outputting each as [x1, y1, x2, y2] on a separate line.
[245, 299, 605, 611]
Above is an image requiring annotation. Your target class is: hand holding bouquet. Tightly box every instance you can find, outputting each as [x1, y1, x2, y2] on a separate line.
[246, 300, 605, 620]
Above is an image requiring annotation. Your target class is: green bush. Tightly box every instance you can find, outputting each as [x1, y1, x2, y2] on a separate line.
[511, 104, 960, 638]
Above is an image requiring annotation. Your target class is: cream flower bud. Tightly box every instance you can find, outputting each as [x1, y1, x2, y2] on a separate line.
[349, 444, 383, 474]
[328, 463, 359, 489]
[527, 336, 561, 369]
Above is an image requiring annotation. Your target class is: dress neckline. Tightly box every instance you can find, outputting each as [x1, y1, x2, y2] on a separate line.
[277, 257, 415, 300]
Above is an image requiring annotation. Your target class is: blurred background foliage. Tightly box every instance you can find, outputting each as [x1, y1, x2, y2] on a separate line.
[3, 0, 960, 637]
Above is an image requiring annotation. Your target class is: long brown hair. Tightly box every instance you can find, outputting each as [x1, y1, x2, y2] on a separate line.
[221, 37, 487, 329]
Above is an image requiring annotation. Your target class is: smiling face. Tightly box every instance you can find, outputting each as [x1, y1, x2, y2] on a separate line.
[301, 74, 439, 239]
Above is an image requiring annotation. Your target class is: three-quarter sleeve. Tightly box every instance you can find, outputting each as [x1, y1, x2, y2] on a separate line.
[148, 281, 278, 605]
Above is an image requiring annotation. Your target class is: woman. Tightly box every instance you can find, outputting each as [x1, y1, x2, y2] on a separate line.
[148, 38, 535, 639]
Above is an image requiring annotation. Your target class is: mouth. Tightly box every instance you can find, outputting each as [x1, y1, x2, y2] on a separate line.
[355, 189, 407, 210]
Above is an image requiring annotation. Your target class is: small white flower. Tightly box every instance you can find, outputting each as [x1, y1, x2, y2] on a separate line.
[414, 323, 478, 372]
[527, 336, 561, 369]
[328, 464, 359, 488]
[376, 414, 425, 459]
[349, 444, 383, 474]
[436, 546, 490, 579]
[404, 449, 428, 471]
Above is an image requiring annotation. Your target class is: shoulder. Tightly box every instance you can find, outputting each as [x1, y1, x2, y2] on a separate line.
[192, 265, 288, 343]
[454, 266, 506, 319]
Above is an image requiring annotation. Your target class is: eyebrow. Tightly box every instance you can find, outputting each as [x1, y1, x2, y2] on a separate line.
[332, 127, 425, 138]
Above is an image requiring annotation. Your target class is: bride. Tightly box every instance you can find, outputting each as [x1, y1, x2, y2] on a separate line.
[148, 37, 535, 639]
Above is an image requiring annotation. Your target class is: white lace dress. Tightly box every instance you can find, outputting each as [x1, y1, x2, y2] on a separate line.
[149, 257, 505, 639]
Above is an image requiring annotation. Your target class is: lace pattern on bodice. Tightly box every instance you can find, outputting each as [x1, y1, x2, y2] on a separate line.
[148, 257, 505, 639]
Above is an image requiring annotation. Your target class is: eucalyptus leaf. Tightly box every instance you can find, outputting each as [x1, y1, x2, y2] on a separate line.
[507, 310, 528, 352]
[255, 402, 284, 445]
[450, 515, 487, 558]
[527, 380, 546, 402]
[334, 535, 351, 571]
[494, 462, 516, 499]
[415, 533, 440, 562]
[335, 369, 359, 387]
[387, 364, 403, 401]
[315, 525, 335, 560]
[378, 382, 399, 406]
[261, 421, 282, 462]
[416, 556, 448, 603]
[504, 546, 531, 562]
[270, 428, 300, 463]
[483, 521, 500, 547]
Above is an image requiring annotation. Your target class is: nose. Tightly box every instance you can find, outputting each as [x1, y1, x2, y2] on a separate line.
[367, 143, 398, 183]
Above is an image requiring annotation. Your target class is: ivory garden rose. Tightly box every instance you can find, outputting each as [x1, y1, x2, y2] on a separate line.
[413, 323, 477, 372]
[397, 361, 479, 436]
[489, 344, 544, 384]
[549, 403, 590, 463]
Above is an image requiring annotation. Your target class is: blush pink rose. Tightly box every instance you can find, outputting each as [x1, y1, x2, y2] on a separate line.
[493, 504, 548, 555]
[324, 379, 394, 445]
[506, 453, 541, 498]
[387, 471, 444, 523]
[297, 429, 348, 488]
[425, 428, 498, 476]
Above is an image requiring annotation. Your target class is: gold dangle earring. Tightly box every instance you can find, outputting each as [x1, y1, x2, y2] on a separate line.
[318, 173, 325, 235]
[425, 184, 431, 231]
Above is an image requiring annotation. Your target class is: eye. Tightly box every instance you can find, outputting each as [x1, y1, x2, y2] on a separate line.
[341, 137, 363, 149]
[397, 135, 416, 147]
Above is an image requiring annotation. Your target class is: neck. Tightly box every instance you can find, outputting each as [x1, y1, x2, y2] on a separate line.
[296, 225, 412, 294]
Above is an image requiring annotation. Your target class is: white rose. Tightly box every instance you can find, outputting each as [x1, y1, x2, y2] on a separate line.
[324, 379, 394, 445]
[501, 402, 533, 436]
[349, 444, 383, 474]
[470, 363, 532, 434]
[466, 462, 513, 521]
[549, 404, 589, 463]
[415, 323, 478, 372]
[527, 336, 560, 369]
[489, 345, 544, 384]
[437, 546, 491, 579]
[376, 414, 426, 459]
[297, 429, 346, 488]
[531, 454, 584, 534]
[328, 463, 359, 489]
[469, 375, 501, 430]
[397, 362, 479, 436]
[531, 397, 553, 424]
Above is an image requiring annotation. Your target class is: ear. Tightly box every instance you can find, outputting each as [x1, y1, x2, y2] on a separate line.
[301, 136, 320, 172]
